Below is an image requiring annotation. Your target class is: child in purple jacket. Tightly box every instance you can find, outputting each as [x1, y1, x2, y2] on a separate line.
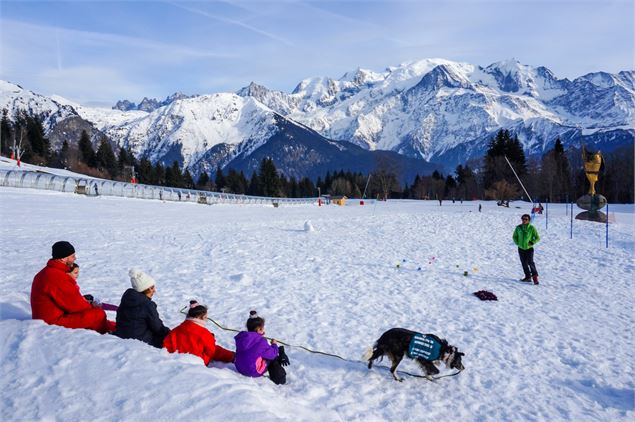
[234, 310, 289, 385]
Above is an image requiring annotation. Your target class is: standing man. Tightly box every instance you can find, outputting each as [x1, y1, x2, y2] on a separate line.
[31, 241, 115, 333]
[513, 214, 540, 285]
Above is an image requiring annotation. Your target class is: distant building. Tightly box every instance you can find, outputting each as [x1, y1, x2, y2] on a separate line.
[331, 195, 347, 206]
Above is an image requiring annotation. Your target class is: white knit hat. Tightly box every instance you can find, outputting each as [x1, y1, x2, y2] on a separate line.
[129, 268, 156, 292]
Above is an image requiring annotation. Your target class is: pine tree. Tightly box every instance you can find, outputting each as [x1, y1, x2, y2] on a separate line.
[26, 115, 50, 163]
[540, 137, 571, 202]
[137, 158, 153, 184]
[165, 161, 184, 187]
[298, 177, 315, 197]
[239, 171, 248, 194]
[154, 162, 166, 186]
[445, 174, 457, 197]
[455, 164, 478, 200]
[507, 134, 527, 175]
[432, 170, 444, 180]
[288, 177, 299, 198]
[226, 168, 246, 193]
[214, 166, 226, 192]
[197, 172, 211, 190]
[183, 169, 194, 189]
[247, 172, 260, 196]
[483, 129, 527, 191]
[278, 176, 290, 198]
[78, 130, 96, 167]
[96, 138, 118, 177]
[1, 109, 12, 156]
[315, 176, 324, 195]
[117, 147, 138, 182]
[258, 157, 280, 197]
[324, 171, 332, 191]
[553, 138, 570, 200]
[117, 147, 136, 172]
[55, 140, 70, 169]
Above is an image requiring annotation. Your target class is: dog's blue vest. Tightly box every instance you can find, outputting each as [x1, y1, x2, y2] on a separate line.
[407, 334, 442, 361]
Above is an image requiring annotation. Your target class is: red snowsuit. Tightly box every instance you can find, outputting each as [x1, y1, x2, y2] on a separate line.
[31, 259, 113, 333]
[163, 319, 235, 365]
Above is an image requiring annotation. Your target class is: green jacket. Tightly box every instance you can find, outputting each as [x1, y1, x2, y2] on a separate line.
[513, 223, 540, 250]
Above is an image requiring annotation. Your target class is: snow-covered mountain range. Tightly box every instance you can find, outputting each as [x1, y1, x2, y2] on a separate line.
[1, 58, 633, 178]
[237, 58, 634, 165]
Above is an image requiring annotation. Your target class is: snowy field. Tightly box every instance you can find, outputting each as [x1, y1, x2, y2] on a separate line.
[1, 186, 634, 421]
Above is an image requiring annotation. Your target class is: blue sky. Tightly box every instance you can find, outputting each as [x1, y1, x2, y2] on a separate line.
[1, 0, 633, 106]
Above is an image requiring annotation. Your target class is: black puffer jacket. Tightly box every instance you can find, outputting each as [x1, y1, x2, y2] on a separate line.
[114, 288, 170, 348]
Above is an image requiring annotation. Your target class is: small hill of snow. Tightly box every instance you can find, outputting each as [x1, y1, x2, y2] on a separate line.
[1, 185, 633, 420]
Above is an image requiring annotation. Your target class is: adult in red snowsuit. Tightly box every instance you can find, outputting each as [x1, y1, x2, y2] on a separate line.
[30, 241, 114, 333]
[163, 301, 234, 365]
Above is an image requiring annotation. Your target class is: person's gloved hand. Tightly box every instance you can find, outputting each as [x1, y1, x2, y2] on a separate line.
[278, 346, 290, 366]
[83, 294, 94, 302]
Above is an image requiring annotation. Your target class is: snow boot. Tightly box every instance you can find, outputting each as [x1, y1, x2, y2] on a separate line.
[520, 276, 532, 282]
[532, 275, 539, 285]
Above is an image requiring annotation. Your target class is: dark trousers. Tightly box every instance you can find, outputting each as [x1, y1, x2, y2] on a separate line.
[518, 248, 538, 278]
[267, 357, 287, 385]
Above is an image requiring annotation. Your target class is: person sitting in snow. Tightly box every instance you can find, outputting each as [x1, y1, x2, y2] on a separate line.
[68, 263, 80, 280]
[163, 300, 235, 366]
[67, 262, 93, 300]
[234, 310, 289, 385]
[113, 269, 170, 348]
[68, 263, 110, 308]
[31, 241, 115, 333]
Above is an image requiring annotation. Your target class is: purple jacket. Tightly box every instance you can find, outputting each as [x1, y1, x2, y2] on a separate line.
[234, 331, 279, 377]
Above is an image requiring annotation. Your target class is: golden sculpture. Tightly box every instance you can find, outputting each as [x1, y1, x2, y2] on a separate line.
[582, 147, 602, 195]
[576, 146, 607, 223]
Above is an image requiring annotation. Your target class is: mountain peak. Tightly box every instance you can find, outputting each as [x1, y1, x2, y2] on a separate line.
[112, 92, 196, 112]
[484, 59, 535, 93]
[410, 64, 473, 92]
[236, 82, 269, 97]
[486, 58, 523, 73]
[339, 68, 383, 86]
[0, 80, 24, 93]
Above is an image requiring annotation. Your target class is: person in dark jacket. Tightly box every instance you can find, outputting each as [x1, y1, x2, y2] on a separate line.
[114, 269, 170, 347]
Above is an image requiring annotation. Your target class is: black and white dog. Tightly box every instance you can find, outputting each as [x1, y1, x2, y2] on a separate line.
[366, 328, 465, 381]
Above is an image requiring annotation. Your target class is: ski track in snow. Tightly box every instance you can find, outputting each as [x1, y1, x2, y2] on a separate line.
[1, 188, 634, 421]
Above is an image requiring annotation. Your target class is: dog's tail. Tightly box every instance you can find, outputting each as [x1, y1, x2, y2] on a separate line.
[361, 346, 374, 361]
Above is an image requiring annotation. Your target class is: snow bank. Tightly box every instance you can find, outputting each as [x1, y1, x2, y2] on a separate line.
[1, 187, 633, 421]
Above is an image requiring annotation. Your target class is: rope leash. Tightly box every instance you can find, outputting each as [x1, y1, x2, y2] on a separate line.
[179, 307, 462, 381]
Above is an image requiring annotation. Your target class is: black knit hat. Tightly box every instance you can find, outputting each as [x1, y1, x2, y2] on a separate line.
[52, 241, 75, 259]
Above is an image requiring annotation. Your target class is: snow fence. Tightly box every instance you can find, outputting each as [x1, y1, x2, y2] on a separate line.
[0, 169, 317, 206]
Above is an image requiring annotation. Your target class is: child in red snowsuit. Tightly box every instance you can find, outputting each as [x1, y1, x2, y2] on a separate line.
[163, 300, 234, 366]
